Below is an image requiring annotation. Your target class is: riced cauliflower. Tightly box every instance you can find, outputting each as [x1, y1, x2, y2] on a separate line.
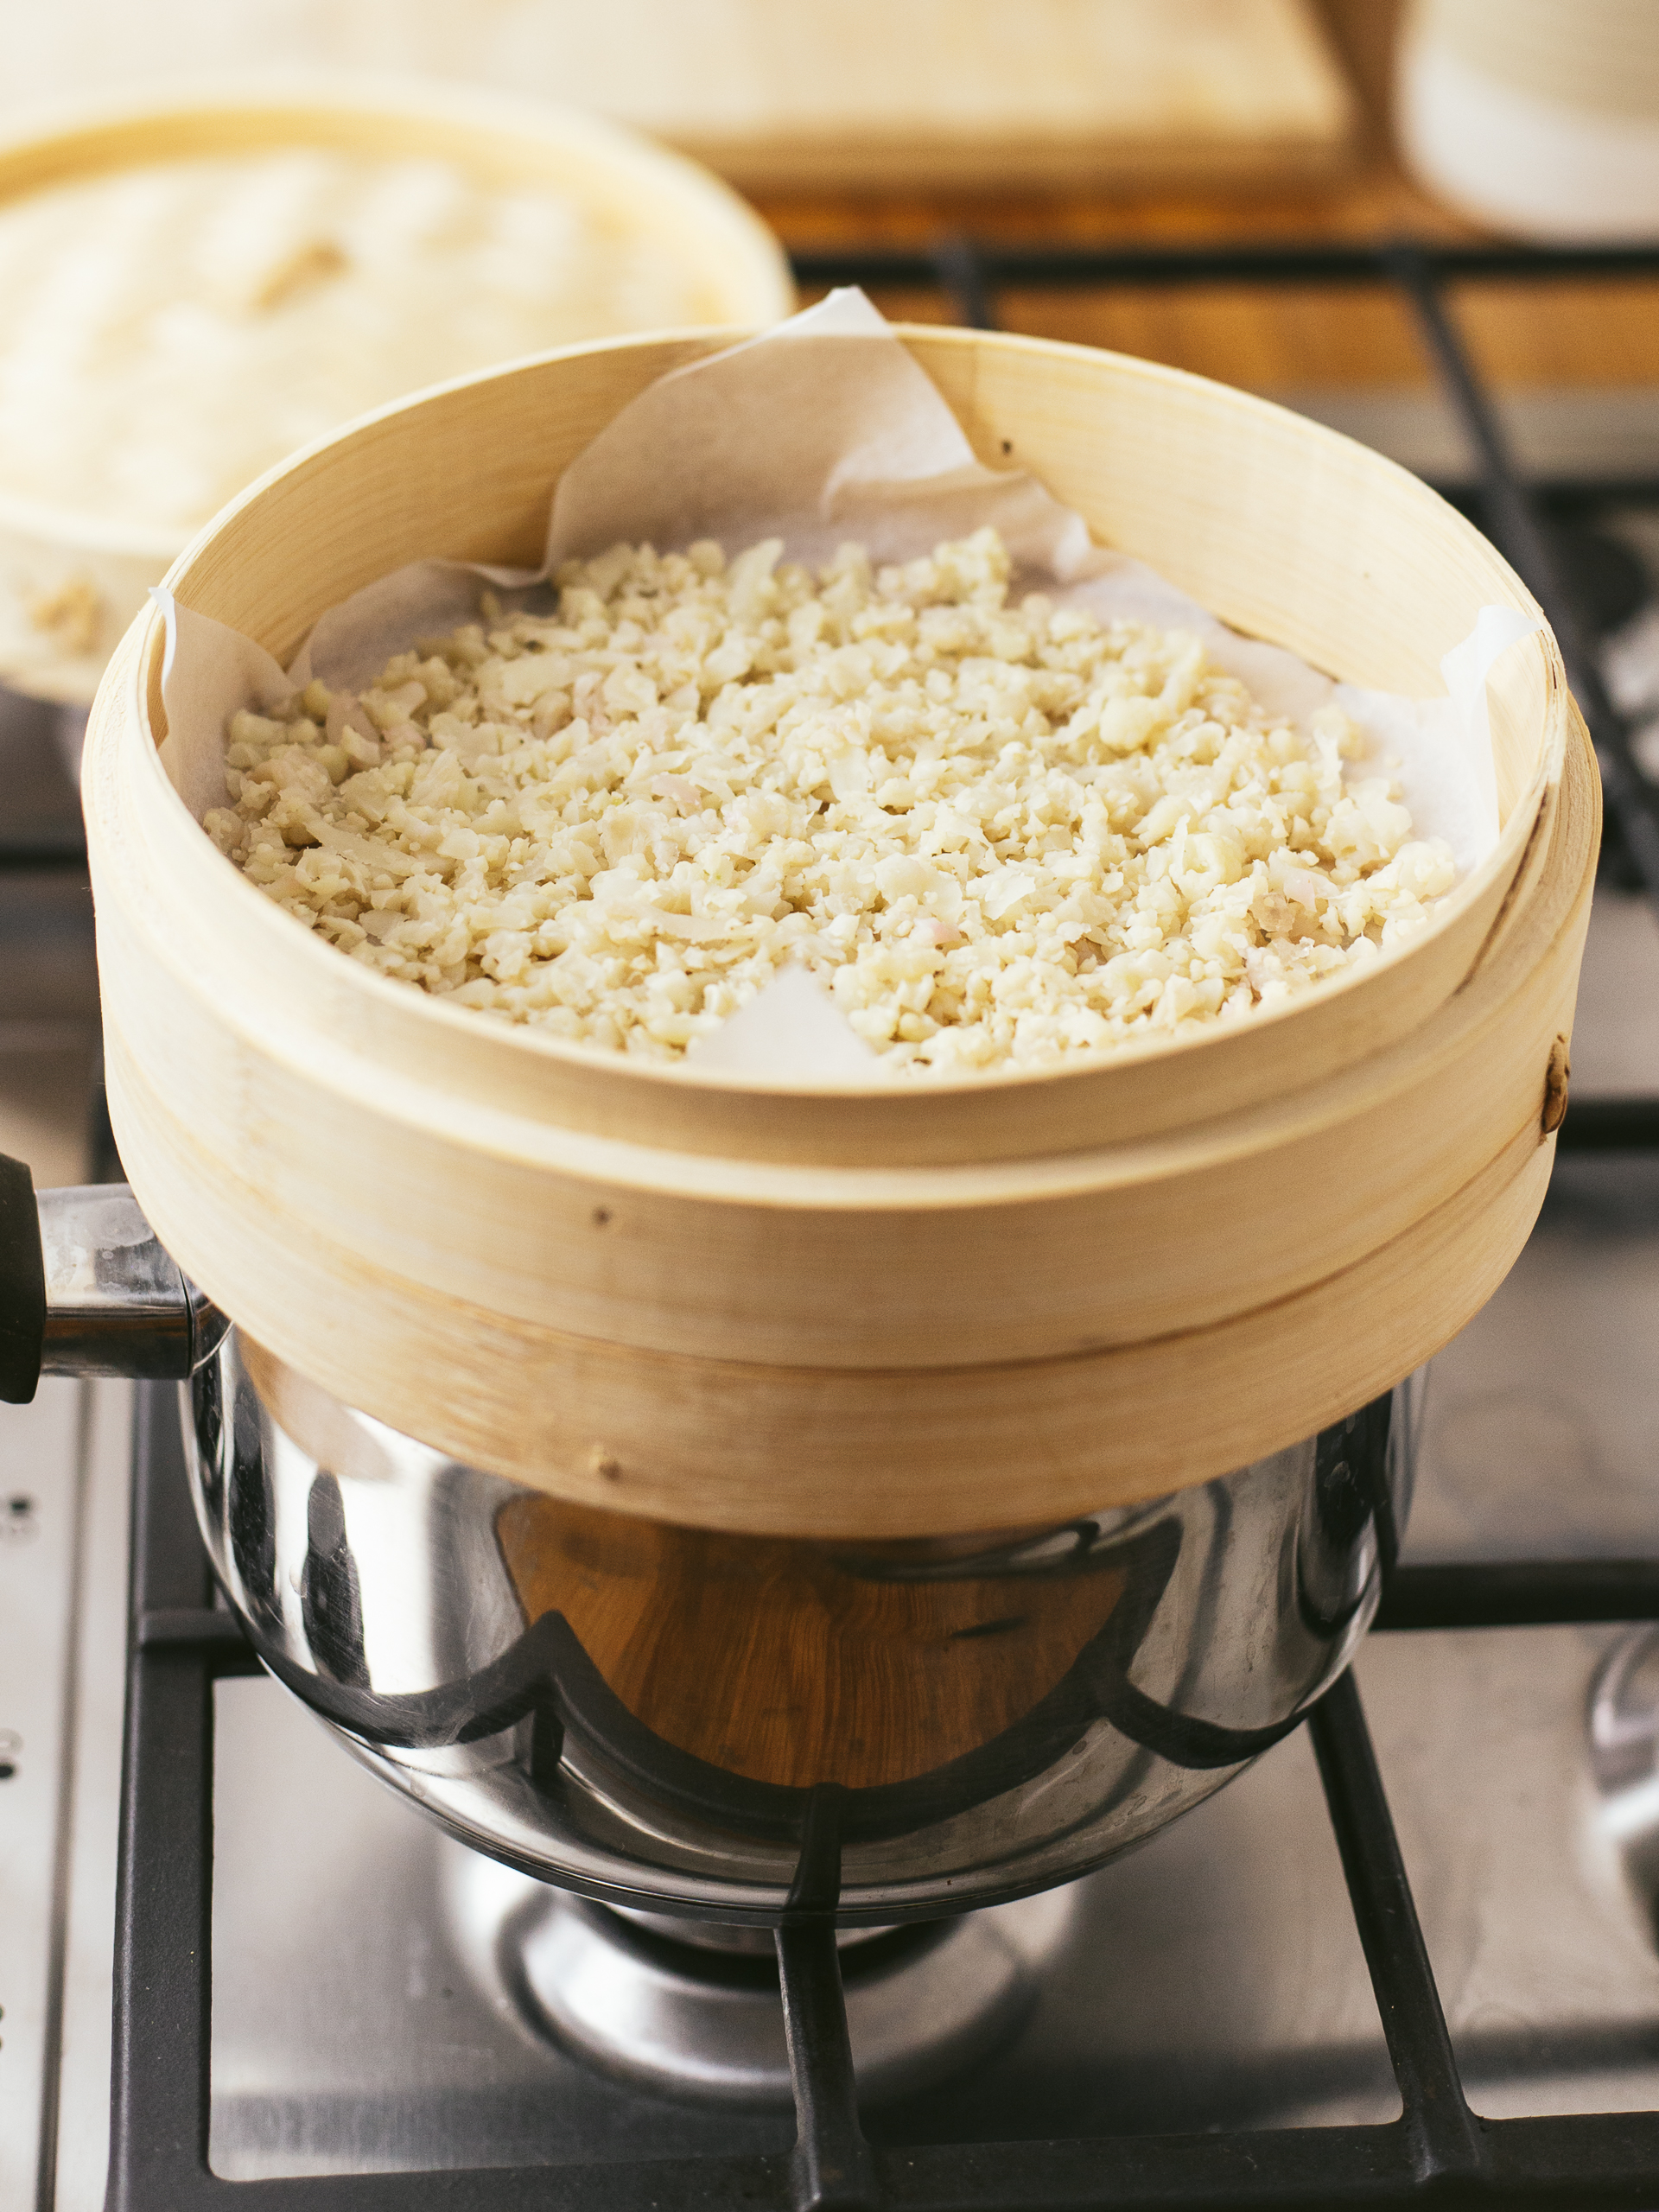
[205, 526, 1458, 1075]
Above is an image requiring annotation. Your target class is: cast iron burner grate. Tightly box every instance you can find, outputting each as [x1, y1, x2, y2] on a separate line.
[103, 238, 1659, 2210]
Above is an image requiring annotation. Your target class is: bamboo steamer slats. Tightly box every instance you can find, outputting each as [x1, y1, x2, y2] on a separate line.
[82, 327, 1595, 1538]
[224, 1126, 1554, 1541]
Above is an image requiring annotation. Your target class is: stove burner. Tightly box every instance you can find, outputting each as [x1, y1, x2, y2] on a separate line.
[445, 1850, 1076, 2106]
[1588, 1624, 1659, 1941]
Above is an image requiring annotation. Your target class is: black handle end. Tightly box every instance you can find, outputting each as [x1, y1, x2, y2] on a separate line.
[0, 1154, 43, 1404]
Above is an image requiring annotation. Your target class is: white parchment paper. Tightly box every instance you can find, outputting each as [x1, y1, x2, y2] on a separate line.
[155, 289, 1540, 1081]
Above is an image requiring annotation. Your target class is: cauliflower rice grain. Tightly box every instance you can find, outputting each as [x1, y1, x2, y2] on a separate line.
[207, 528, 1458, 1074]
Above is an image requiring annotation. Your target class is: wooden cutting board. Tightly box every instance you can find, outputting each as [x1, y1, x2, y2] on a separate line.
[486, 0, 1358, 190]
[2, 0, 1355, 194]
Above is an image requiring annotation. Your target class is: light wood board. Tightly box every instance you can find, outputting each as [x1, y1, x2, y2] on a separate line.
[0, 1, 1356, 194]
[454, 0, 1359, 192]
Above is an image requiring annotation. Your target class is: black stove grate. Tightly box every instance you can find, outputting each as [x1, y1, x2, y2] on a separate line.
[103, 235, 1659, 2212]
[110, 1389, 1659, 2212]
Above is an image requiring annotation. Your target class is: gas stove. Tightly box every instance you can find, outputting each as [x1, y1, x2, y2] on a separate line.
[19, 1151, 1659, 2210]
[13, 238, 1659, 2211]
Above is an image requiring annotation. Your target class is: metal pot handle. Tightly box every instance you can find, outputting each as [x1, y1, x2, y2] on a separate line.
[0, 1152, 228, 1402]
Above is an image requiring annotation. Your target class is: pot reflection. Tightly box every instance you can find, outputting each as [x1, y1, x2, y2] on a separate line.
[183, 1332, 1408, 1922]
[493, 1497, 1130, 1792]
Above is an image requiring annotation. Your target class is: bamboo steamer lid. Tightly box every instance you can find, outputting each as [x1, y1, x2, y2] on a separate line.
[0, 81, 793, 703]
[82, 327, 1596, 1537]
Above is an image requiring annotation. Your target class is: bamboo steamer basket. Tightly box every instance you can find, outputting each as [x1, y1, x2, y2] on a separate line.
[0, 83, 793, 705]
[82, 326, 1597, 1539]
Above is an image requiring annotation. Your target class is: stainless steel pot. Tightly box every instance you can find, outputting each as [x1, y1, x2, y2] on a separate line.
[5, 1173, 1414, 1926]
